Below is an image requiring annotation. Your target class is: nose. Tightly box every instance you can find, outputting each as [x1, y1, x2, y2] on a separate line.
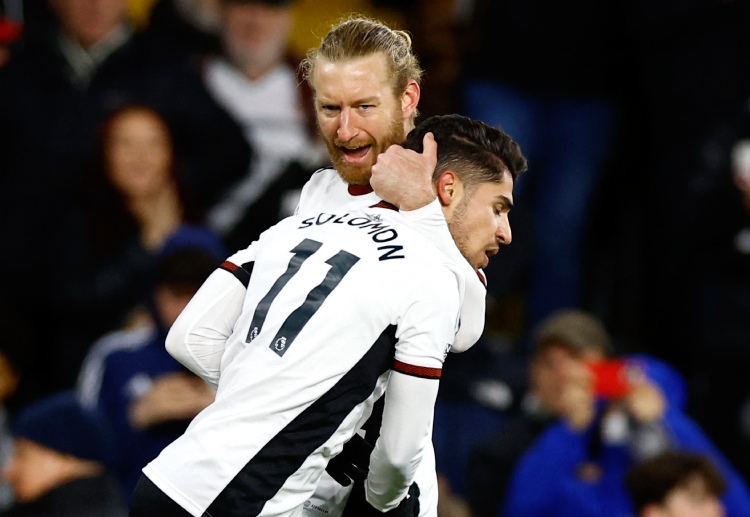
[336, 108, 359, 142]
[497, 214, 512, 245]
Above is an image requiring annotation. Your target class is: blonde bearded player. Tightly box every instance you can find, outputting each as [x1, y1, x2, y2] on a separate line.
[159, 18, 516, 517]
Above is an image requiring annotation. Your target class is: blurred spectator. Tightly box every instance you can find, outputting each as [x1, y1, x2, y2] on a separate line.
[465, 309, 615, 517]
[0, 391, 127, 517]
[0, 0, 249, 375]
[0, 307, 45, 514]
[453, 0, 627, 337]
[689, 132, 750, 481]
[49, 105, 226, 391]
[139, 0, 223, 58]
[625, 0, 750, 376]
[625, 450, 727, 517]
[493, 309, 750, 517]
[0, 0, 23, 68]
[76, 233, 221, 502]
[432, 325, 526, 510]
[201, 0, 329, 251]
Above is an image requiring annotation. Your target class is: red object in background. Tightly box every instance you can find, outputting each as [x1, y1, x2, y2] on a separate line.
[0, 17, 23, 46]
[587, 359, 635, 399]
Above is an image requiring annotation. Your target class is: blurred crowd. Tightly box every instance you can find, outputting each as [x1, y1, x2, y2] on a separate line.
[2, 0, 750, 516]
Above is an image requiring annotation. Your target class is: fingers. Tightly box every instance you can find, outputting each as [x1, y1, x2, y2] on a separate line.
[422, 132, 437, 166]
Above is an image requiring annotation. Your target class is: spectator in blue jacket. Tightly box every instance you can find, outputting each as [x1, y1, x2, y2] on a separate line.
[499, 309, 750, 517]
[75, 228, 224, 502]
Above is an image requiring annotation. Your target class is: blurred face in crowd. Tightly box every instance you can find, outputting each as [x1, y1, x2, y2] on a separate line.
[220, 1, 292, 80]
[530, 342, 602, 415]
[49, 0, 127, 49]
[174, 0, 222, 33]
[313, 53, 418, 185]
[441, 172, 514, 270]
[3, 439, 73, 503]
[154, 285, 194, 329]
[105, 108, 174, 200]
[643, 475, 725, 517]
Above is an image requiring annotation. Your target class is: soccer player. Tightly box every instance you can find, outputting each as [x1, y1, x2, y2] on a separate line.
[129, 114, 526, 517]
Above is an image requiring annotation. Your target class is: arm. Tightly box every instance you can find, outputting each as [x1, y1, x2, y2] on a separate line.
[366, 264, 460, 511]
[165, 243, 258, 386]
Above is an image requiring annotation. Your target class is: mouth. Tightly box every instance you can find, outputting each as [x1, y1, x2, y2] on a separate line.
[340, 145, 372, 163]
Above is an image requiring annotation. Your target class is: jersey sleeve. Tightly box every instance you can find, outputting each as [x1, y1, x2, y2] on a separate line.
[365, 264, 460, 511]
[399, 199, 487, 352]
[165, 243, 258, 387]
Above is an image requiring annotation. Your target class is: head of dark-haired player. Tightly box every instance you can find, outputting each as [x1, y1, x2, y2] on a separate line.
[400, 114, 527, 270]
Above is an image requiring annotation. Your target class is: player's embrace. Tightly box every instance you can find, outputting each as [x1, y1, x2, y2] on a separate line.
[129, 114, 526, 517]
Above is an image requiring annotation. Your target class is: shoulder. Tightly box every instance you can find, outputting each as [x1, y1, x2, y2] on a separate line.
[296, 167, 345, 214]
[629, 353, 688, 411]
[303, 167, 340, 189]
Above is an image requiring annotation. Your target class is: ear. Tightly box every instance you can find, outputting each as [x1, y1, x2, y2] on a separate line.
[401, 79, 420, 120]
[436, 170, 459, 207]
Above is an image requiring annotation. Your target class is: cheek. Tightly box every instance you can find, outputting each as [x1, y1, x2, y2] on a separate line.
[316, 117, 337, 141]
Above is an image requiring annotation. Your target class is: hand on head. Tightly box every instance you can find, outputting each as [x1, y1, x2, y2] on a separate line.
[371, 133, 437, 211]
[623, 378, 666, 424]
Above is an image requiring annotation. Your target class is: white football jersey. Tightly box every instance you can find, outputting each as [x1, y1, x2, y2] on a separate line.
[144, 207, 463, 517]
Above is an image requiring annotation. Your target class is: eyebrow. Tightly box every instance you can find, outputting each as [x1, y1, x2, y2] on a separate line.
[316, 95, 380, 106]
[497, 195, 514, 211]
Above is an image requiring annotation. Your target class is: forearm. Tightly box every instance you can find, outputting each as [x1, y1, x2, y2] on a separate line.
[366, 372, 439, 511]
[166, 244, 257, 384]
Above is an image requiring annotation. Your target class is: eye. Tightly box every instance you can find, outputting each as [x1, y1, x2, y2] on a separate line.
[319, 105, 339, 113]
[359, 104, 374, 111]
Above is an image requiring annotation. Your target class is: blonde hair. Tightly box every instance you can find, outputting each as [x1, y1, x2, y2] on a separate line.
[300, 15, 423, 97]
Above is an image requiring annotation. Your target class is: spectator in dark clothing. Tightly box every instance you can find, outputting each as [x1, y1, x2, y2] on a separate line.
[138, 0, 223, 59]
[76, 234, 222, 502]
[199, 0, 329, 252]
[0, 391, 127, 517]
[50, 104, 226, 391]
[456, 0, 627, 336]
[0, 0, 249, 394]
[690, 131, 750, 481]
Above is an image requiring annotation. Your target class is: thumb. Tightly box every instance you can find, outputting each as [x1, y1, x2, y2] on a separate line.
[422, 132, 438, 166]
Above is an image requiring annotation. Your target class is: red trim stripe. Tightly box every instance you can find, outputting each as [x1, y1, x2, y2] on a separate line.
[477, 269, 487, 287]
[219, 260, 252, 287]
[369, 200, 398, 211]
[393, 360, 441, 379]
[348, 184, 374, 196]
[221, 261, 239, 272]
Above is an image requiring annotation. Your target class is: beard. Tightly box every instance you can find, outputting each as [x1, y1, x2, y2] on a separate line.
[324, 109, 406, 186]
[447, 194, 474, 267]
